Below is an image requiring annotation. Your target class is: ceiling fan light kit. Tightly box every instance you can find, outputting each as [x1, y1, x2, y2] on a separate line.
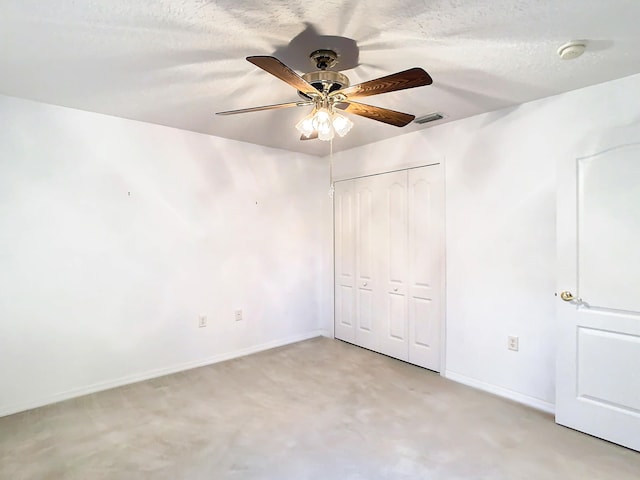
[216, 49, 433, 142]
[296, 108, 353, 141]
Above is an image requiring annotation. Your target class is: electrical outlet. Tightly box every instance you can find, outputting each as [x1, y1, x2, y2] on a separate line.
[235, 309, 243, 321]
[198, 316, 207, 328]
[508, 336, 519, 351]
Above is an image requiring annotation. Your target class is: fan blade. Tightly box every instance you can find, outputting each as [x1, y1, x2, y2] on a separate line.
[216, 101, 310, 116]
[333, 68, 432, 99]
[247, 56, 320, 96]
[300, 131, 318, 141]
[339, 101, 415, 127]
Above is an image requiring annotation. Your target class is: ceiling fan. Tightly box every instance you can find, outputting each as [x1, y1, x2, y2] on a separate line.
[216, 49, 433, 141]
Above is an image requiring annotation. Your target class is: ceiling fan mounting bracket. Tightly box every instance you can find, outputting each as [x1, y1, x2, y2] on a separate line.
[309, 49, 339, 70]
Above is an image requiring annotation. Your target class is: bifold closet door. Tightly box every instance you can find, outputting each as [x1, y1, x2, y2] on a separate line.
[334, 178, 377, 349]
[407, 166, 444, 371]
[334, 165, 444, 372]
[371, 171, 409, 361]
[353, 177, 377, 350]
[334, 181, 356, 342]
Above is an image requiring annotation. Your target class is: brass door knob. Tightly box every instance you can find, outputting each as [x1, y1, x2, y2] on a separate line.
[560, 291, 575, 301]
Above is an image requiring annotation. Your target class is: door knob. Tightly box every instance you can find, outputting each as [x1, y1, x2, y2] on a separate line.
[393, 287, 398, 292]
[363, 282, 368, 287]
[560, 291, 575, 301]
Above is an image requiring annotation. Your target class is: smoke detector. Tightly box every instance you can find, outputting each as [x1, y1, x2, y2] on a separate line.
[557, 41, 587, 60]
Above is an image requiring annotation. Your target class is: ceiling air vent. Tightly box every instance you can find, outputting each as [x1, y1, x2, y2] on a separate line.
[414, 112, 444, 124]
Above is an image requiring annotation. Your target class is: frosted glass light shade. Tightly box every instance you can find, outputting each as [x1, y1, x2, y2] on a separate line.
[313, 108, 333, 138]
[295, 112, 316, 138]
[332, 113, 353, 137]
[295, 108, 354, 141]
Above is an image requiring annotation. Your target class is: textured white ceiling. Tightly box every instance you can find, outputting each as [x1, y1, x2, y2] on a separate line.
[1, 0, 640, 156]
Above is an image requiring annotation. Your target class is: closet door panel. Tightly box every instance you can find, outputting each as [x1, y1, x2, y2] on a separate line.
[388, 293, 407, 340]
[388, 182, 406, 283]
[408, 166, 444, 371]
[375, 171, 409, 361]
[334, 180, 356, 342]
[354, 180, 376, 349]
[412, 298, 435, 346]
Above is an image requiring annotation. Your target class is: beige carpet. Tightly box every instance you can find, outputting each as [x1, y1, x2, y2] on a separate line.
[1, 337, 638, 479]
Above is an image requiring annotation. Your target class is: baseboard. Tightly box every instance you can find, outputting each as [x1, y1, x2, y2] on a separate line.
[444, 370, 555, 414]
[0, 330, 324, 418]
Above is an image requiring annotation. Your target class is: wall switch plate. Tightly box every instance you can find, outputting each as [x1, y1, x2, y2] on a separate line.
[198, 316, 207, 328]
[508, 336, 519, 351]
[235, 309, 243, 321]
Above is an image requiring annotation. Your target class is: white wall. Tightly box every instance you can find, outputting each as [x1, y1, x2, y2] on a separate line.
[4, 71, 639, 418]
[0, 95, 331, 416]
[330, 72, 640, 412]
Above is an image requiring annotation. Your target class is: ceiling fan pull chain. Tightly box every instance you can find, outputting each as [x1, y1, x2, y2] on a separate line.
[328, 138, 335, 198]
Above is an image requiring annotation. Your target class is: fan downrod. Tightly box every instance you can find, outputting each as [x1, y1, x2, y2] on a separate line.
[309, 49, 338, 70]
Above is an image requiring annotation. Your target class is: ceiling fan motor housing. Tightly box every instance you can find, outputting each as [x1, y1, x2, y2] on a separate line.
[298, 70, 350, 99]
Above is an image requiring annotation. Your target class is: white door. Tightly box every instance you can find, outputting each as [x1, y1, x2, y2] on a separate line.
[373, 170, 409, 361]
[556, 134, 640, 451]
[408, 166, 444, 371]
[353, 177, 377, 350]
[334, 180, 356, 343]
[334, 178, 379, 349]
